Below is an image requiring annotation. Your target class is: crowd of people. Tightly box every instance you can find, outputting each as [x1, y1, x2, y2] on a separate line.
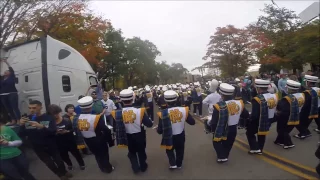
[0, 63, 319, 179]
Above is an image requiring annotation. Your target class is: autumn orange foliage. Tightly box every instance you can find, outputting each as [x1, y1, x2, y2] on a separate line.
[35, 2, 109, 64]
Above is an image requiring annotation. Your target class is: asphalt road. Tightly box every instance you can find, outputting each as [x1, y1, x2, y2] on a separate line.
[25, 103, 319, 180]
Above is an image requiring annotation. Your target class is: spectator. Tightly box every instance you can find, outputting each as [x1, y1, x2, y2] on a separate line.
[266, 75, 279, 94]
[299, 72, 306, 87]
[0, 58, 21, 125]
[109, 90, 122, 109]
[0, 118, 36, 180]
[278, 74, 288, 97]
[48, 104, 85, 171]
[63, 104, 90, 155]
[101, 91, 117, 126]
[19, 100, 72, 180]
[243, 76, 252, 104]
[86, 79, 103, 100]
[289, 74, 298, 82]
[63, 104, 76, 121]
[91, 91, 105, 114]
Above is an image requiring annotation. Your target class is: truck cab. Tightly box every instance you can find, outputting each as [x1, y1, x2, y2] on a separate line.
[0, 35, 98, 114]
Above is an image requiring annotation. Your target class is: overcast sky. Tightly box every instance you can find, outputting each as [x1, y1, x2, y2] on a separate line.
[90, 1, 315, 74]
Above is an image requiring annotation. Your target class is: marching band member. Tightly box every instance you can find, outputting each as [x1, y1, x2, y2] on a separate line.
[143, 85, 154, 121]
[158, 86, 168, 109]
[133, 86, 138, 91]
[295, 75, 319, 139]
[274, 80, 303, 149]
[185, 84, 192, 110]
[178, 85, 188, 107]
[191, 83, 203, 117]
[202, 79, 221, 124]
[111, 89, 153, 174]
[156, 90, 195, 169]
[74, 96, 114, 173]
[153, 85, 159, 104]
[246, 79, 278, 155]
[207, 83, 249, 163]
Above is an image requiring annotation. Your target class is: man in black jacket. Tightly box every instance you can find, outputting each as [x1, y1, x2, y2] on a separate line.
[20, 100, 71, 180]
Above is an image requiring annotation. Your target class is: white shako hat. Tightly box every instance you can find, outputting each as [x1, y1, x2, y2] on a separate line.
[255, 79, 270, 88]
[145, 86, 151, 92]
[181, 85, 186, 89]
[235, 78, 240, 82]
[162, 86, 168, 91]
[77, 96, 94, 109]
[304, 75, 318, 83]
[286, 80, 301, 90]
[128, 86, 133, 90]
[164, 90, 178, 102]
[219, 83, 235, 96]
[120, 89, 134, 101]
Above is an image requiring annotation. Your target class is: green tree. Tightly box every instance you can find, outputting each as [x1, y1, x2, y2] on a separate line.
[168, 63, 189, 83]
[123, 37, 161, 87]
[156, 61, 171, 84]
[101, 24, 126, 88]
[287, 20, 320, 65]
[252, 4, 305, 72]
[203, 25, 258, 77]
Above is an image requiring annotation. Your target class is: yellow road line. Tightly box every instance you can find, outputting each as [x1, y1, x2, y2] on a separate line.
[236, 137, 317, 173]
[234, 142, 318, 180]
[192, 115, 317, 176]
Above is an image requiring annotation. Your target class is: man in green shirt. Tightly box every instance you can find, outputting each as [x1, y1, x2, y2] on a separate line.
[91, 91, 106, 114]
[0, 119, 36, 180]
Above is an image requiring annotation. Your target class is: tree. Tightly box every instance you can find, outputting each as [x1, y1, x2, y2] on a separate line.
[203, 25, 259, 77]
[252, 4, 306, 72]
[287, 20, 320, 65]
[0, 0, 41, 48]
[168, 63, 189, 83]
[156, 61, 171, 84]
[101, 24, 126, 88]
[6, 0, 108, 65]
[123, 37, 160, 86]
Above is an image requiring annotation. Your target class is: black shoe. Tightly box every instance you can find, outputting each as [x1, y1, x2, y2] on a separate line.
[305, 133, 312, 138]
[140, 163, 148, 172]
[283, 144, 295, 149]
[217, 158, 228, 163]
[80, 166, 86, 170]
[67, 166, 73, 171]
[169, 165, 177, 169]
[102, 166, 115, 174]
[274, 142, 284, 146]
[293, 134, 306, 139]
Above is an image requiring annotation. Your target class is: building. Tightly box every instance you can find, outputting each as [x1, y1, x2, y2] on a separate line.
[299, 2, 319, 24]
[299, 2, 320, 72]
[181, 73, 201, 83]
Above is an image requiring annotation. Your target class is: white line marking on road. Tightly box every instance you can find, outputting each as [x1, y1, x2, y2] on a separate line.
[152, 125, 158, 129]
